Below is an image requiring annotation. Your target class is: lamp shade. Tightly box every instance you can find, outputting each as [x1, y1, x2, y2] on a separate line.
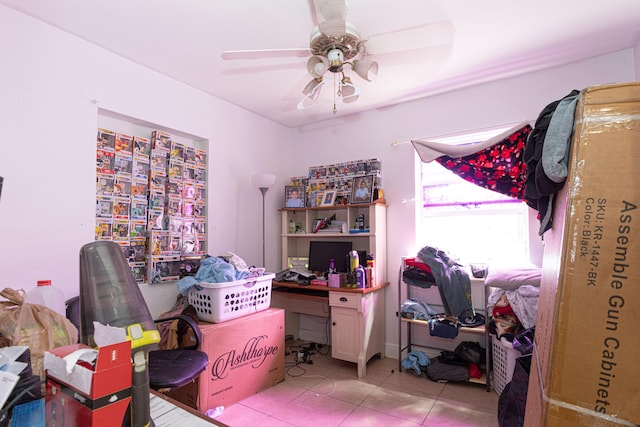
[307, 55, 329, 78]
[340, 76, 361, 103]
[352, 59, 379, 82]
[302, 78, 324, 99]
[298, 78, 325, 110]
[343, 93, 359, 104]
[252, 173, 276, 189]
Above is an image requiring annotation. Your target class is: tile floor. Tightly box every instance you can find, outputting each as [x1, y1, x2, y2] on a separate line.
[213, 347, 499, 427]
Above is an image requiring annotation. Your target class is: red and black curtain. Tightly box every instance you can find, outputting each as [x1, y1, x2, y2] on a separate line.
[435, 125, 532, 200]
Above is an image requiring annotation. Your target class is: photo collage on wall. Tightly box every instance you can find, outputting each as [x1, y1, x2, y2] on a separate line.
[288, 158, 382, 208]
[95, 128, 207, 283]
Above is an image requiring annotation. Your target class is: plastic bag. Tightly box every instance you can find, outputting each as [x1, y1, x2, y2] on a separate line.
[0, 288, 78, 379]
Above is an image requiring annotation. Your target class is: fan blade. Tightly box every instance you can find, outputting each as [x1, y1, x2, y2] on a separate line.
[363, 21, 454, 55]
[313, 0, 346, 36]
[221, 48, 312, 60]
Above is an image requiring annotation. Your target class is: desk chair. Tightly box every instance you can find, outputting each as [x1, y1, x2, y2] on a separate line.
[66, 296, 208, 392]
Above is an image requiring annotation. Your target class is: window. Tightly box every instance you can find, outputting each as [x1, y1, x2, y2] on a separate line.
[417, 126, 531, 265]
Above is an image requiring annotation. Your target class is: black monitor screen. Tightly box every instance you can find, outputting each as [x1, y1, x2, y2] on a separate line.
[308, 241, 353, 274]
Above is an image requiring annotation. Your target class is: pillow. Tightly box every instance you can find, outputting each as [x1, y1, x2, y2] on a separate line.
[485, 264, 542, 290]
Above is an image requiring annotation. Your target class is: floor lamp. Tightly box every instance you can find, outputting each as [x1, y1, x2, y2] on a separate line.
[252, 173, 277, 268]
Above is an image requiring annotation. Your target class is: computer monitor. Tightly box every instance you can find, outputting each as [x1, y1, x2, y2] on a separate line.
[308, 241, 353, 274]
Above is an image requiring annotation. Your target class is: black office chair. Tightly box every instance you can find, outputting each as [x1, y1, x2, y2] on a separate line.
[148, 312, 208, 391]
[66, 296, 208, 392]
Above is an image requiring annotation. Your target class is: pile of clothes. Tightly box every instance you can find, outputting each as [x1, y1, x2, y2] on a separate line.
[484, 263, 541, 345]
[177, 252, 265, 295]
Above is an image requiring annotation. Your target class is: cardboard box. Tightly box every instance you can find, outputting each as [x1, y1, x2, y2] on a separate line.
[45, 341, 132, 427]
[165, 378, 199, 411]
[525, 83, 640, 426]
[197, 308, 285, 411]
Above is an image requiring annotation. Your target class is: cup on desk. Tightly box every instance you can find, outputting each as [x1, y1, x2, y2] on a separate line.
[328, 273, 340, 288]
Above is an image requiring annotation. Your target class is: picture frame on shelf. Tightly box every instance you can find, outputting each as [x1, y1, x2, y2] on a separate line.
[335, 195, 348, 206]
[351, 175, 374, 204]
[320, 190, 336, 206]
[285, 185, 306, 208]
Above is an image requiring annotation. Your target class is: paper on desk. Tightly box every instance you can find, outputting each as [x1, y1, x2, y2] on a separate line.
[0, 346, 29, 379]
[0, 371, 19, 410]
[0, 360, 28, 376]
[0, 346, 29, 366]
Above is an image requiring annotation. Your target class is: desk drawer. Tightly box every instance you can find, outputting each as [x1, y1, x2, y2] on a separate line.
[329, 292, 360, 309]
[271, 290, 329, 317]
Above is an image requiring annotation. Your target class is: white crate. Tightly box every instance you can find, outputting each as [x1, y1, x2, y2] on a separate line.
[188, 273, 274, 323]
[492, 334, 521, 395]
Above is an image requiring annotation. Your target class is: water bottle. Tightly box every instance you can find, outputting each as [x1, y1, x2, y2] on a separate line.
[24, 279, 65, 316]
[355, 265, 366, 288]
[349, 250, 359, 272]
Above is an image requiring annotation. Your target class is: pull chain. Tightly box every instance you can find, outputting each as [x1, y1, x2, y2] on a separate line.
[333, 73, 338, 114]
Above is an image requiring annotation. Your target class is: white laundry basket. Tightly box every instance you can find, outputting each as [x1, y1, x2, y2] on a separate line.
[188, 273, 274, 323]
[492, 334, 521, 395]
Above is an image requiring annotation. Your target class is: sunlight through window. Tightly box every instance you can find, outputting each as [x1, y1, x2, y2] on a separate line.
[417, 125, 531, 265]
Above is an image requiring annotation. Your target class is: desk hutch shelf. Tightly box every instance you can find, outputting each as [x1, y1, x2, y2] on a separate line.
[280, 201, 387, 283]
[274, 201, 388, 379]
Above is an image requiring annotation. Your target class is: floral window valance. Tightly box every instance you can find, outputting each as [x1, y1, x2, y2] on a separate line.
[412, 123, 531, 200]
[435, 125, 531, 200]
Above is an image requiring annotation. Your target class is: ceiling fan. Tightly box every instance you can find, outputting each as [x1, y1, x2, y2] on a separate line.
[221, 0, 454, 113]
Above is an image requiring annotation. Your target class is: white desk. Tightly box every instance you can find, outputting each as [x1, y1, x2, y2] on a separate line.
[271, 281, 387, 379]
[150, 390, 227, 426]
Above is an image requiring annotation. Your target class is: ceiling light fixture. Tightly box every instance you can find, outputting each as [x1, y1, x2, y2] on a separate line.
[297, 23, 378, 114]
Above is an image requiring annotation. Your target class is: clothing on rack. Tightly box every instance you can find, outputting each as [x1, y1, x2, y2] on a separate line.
[416, 246, 475, 319]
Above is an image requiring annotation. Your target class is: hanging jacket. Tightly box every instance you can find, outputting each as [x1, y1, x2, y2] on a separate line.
[523, 89, 580, 235]
[416, 246, 475, 319]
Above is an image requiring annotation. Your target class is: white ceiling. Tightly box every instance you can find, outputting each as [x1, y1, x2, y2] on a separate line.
[3, 0, 640, 128]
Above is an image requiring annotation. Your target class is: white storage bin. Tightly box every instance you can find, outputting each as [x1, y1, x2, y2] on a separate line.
[188, 273, 274, 323]
[492, 334, 521, 395]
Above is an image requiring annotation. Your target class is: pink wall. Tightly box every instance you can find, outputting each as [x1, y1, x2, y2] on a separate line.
[1, 4, 637, 341]
[290, 49, 637, 351]
[0, 6, 291, 317]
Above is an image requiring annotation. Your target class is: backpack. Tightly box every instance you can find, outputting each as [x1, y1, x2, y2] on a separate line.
[426, 356, 470, 382]
[454, 341, 486, 365]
